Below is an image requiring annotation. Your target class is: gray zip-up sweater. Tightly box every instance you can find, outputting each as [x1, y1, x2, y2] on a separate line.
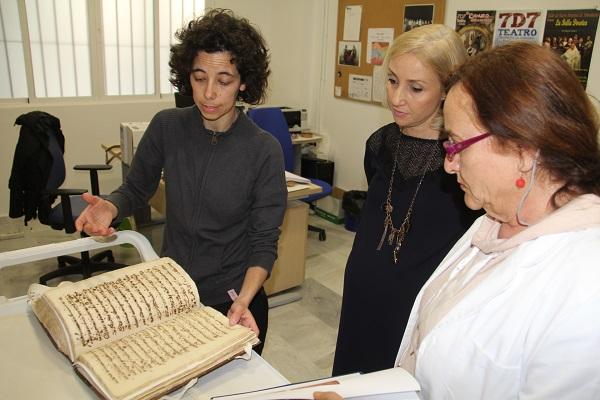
[107, 107, 287, 305]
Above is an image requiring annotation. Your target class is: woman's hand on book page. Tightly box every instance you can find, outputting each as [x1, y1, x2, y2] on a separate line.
[313, 391, 343, 400]
[227, 266, 267, 335]
[75, 192, 119, 236]
[227, 300, 259, 335]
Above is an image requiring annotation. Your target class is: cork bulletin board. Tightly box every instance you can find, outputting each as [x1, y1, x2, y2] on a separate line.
[334, 0, 445, 104]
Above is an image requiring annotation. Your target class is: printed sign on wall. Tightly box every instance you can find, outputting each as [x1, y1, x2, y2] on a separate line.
[544, 9, 599, 88]
[455, 11, 496, 56]
[493, 11, 544, 46]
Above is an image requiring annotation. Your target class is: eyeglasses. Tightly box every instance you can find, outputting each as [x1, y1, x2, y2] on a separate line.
[442, 132, 491, 161]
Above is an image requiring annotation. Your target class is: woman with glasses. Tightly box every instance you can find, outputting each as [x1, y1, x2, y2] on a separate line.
[317, 41, 600, 400]
[332, 24, 480, 376]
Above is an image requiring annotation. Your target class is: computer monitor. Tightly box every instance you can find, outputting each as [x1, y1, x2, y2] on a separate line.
[174, 92, 195, 108]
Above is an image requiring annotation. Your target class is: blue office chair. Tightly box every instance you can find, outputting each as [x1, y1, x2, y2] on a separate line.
[247, 107, 332, 241]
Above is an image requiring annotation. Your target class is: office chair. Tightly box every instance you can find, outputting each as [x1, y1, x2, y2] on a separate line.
[10, 111, 125, 285]
[247, 107, 332, 241]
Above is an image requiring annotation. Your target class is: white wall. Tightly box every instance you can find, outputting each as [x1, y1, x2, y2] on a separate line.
[2, 0, 599, 216]
[318, 0, 600, 192]
[212, 0, 323, 111]
[0, 99, 172, 216]
[0, 0, 320, 216]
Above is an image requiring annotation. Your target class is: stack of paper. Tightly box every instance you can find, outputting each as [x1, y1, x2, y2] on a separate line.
[211, 367, 421, 399]
[285, 171, 311, 192]
[285, 171, 311, 184]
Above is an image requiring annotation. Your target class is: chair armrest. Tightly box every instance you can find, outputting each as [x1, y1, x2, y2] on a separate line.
[73, 164, 112, 171]
[43, 189, 88, 234]
[73, 164, 112, 196]
[43, 188, 88, 196]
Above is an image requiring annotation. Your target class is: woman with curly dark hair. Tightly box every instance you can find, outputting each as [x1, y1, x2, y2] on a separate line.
[169, 9, 270, 105]
[75, 9, 287, 354]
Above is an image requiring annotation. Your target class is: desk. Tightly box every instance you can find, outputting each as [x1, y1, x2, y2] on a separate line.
[291, 132, 323, 145]
[116, 123, 322, 165]
[148, 180, 322, 214]
[101, 147, 321, 298]
[0, 297, 288, 400]
[109, 129, 323, 178]
[148, 179, 322, 297]
[104, 122, 324, 298]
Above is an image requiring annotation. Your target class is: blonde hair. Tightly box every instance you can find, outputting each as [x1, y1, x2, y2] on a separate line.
[381, 24, 466, 130]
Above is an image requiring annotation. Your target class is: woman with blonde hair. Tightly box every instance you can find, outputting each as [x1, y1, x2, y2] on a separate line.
[333, 24, 479, 376]
[320, 40, 600, 400]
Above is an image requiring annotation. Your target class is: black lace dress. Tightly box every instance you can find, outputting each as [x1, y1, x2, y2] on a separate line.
[332, 123, 481, 375]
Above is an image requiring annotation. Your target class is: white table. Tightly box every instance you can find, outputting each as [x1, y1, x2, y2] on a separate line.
[0, 297, 288, 399]
[0, 232, 289, 400]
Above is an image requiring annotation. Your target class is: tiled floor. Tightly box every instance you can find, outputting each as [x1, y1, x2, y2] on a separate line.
[0, 213, 355, 382]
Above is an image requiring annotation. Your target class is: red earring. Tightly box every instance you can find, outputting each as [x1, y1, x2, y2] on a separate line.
[516, 177, 526, 188]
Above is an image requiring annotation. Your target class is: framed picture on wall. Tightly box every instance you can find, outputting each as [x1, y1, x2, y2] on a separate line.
[544, 9, 599, 88]
[403, 4, 434, 32]
[338, 41, 361, 67]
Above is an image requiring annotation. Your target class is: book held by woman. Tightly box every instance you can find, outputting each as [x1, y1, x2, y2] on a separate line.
[28, 257, 258, 400]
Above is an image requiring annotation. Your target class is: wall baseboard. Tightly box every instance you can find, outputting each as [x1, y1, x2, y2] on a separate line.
[0, 216, 25, 240]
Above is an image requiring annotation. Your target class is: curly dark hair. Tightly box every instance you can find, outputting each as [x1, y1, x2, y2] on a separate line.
[169, 8, 270, 104]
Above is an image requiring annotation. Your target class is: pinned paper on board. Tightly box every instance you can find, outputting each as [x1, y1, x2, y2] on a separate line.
[366, 28, 394, 65]
[343, 5, 362, 41]
[348, 74, 372, 102]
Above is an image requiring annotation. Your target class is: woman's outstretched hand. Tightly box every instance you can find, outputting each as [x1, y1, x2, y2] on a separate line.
[75, 192, 118, 236]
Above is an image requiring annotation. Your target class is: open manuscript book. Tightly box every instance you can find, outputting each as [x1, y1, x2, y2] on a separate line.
[28, 257, 259, 400]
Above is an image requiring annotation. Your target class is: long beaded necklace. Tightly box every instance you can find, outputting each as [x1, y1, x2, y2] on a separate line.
[376, 135, 439, 264]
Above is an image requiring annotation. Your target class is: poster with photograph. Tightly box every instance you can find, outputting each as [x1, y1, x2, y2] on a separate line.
[338, 41, 361, 67]
[403, 4, 434, 32]
[494, 10, 544, 46]
[367, 28, 394, 65]
[456, 11, 496, 56]
[544, 9, 599, 88]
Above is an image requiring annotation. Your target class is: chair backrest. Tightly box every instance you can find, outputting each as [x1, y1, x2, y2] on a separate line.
[46, 131, 66, 190]
[247, 107, 294, 172]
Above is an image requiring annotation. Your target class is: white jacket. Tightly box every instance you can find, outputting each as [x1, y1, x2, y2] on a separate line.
[396, 195, 600, 399]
